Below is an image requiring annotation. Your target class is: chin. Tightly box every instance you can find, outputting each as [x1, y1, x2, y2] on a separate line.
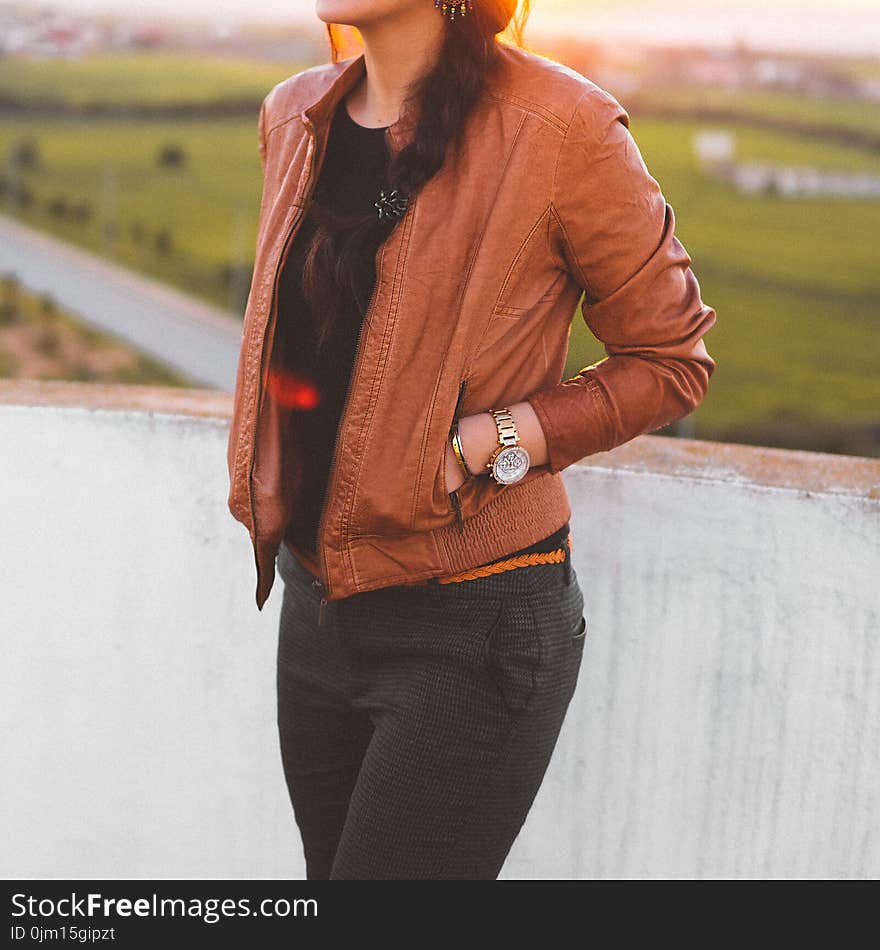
[314, 0, 402, 28]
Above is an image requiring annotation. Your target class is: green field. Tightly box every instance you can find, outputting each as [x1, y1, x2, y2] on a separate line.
[1, 57, 877, 456]
[0, 52, 294, 108]
[634, 84, 880, 139]
[1, 113, 266, 310]
[598, 116, 880, 443]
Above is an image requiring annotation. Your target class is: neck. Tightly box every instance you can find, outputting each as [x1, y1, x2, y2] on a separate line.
[345, 9, 446, 128]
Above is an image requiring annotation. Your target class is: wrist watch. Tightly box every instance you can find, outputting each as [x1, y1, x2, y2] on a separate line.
[486, 408, 530, 484]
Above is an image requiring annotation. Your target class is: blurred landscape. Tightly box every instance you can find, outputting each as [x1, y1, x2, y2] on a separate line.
[0, 276, 189, 384]
[0, 0, 877, 456]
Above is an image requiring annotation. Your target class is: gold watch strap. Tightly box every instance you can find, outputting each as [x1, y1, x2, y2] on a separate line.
[490, 407, 519, 447]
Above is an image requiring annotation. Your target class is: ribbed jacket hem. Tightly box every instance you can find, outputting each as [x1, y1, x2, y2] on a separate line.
[434, 471, 572, 576]
[256, 470, 572, 607]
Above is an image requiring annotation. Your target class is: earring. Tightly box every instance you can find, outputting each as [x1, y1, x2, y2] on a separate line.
[434, 1, 473, 22]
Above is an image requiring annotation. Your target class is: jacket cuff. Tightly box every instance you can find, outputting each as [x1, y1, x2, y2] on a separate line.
[525, 374, 615, 475]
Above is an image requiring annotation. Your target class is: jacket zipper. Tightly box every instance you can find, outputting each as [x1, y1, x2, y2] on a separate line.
[448, 378, 469, 534]
[312, 234, 384, 624]
[313, 126, 406, 619]
[248, 118, 322, 604]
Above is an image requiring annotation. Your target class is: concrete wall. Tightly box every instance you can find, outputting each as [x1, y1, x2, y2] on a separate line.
[1, 381, 878, 880]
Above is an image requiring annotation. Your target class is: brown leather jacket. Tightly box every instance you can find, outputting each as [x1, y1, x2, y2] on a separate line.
[226, 41, 717, 610]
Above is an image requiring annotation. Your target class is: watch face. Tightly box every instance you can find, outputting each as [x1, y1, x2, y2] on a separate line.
[492, 446, 530, 485]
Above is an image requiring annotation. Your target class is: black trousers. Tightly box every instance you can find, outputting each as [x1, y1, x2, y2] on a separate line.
[275, 536, 588, 880]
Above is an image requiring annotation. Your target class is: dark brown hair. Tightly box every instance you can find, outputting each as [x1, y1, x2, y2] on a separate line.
[300, 2, 532, 356]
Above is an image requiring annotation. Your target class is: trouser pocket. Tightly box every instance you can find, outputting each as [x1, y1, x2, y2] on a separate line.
[480, 565, 586, 715]
[498, 572, 587, 711]
[482, 597, 542, 715]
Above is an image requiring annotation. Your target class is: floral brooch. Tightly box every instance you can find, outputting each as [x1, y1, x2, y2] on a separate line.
[374, 188, 409, 220]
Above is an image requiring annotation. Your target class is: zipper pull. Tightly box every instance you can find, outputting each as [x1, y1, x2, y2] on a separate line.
[311, 577, 328, 627]
[450, 488, 464, 533]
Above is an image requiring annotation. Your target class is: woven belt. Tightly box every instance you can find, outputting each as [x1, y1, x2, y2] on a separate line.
[431, 532, 573, 585]
[286, 533, 574, 589]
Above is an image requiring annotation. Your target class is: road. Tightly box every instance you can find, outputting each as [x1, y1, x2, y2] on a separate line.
[0, 214, 244, 392]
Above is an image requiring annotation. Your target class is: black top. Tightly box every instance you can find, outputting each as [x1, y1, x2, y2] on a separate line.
[275, 97, 569, 564]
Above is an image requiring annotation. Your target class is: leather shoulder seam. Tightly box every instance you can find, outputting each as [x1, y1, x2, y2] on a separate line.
[261, 65, 338, 139]
[262, 81, 304, 140]
[484, 90, 569, 135]
[264, 112, 304, 143]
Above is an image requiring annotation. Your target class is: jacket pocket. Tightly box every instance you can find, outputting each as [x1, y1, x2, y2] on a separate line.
[446, 378, 473, 534]
[409, 375, 474, 532]
[415, 374, 499, 533]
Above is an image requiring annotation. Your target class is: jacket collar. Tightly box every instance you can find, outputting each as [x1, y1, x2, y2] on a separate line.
[300, 51, 421, 157]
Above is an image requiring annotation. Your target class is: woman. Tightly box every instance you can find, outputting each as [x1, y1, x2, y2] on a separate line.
[226, 0, 716, 879]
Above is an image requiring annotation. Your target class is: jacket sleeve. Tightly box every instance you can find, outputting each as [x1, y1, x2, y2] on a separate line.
[258, 94, 268, 174]
[225, 92, 270, 516]
[524, 86, 717, 475]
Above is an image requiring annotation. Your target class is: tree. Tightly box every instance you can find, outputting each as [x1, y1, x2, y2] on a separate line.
[156, 143, 186, 169]
[9, 138, 42, 173]
[71, 200, 93, 225]
[0, 272, 21, 325]
[154, 228, 174, 255]
[47, 194, 70, 220]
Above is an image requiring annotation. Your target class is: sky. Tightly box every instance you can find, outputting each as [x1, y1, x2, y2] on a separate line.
[18, 0, 880, 55]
